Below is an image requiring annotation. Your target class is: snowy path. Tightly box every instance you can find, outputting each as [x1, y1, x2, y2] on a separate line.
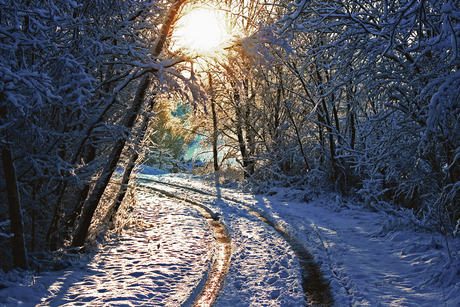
[2, 171, 459, 306]
[139, 179, 312, 306]
[29, 192, 215, 306]
[141, 173, 460, 307]
[257, 199, 447, 306]
[139, 178, 332, 306]
[141, 184, 232, 307]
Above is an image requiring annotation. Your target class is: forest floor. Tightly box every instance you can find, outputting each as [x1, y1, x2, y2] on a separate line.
[1, 167, 460, 306]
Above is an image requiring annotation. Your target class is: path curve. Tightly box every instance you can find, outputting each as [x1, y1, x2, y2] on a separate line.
[138, 176, 333, 306]
[141, 185, 232, 307]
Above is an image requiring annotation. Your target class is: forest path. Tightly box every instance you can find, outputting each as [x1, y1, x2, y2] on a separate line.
[36, 173, 323, 306]
[139, 177, 333, 306]
[3, 172, 457, 306]
[139, 175, 330, 306]
[138, 172, 458, 307]
[38, 191, 214, 306]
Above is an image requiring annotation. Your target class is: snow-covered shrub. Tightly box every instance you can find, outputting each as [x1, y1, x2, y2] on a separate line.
[143, 147, 188, 173]
[85, 171, 140, 250]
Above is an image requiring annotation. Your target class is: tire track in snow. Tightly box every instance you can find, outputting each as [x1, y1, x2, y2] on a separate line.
[138, 177, 334, 306]
[139, 184, 231, 307]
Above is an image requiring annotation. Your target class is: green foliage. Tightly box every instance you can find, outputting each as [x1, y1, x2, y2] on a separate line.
[144, 99, 191, 170]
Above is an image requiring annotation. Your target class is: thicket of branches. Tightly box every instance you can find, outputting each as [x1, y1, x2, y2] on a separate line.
[274, 0, 460, 231]
[0, 0, 201, 270]
[192, 0, 459, 236]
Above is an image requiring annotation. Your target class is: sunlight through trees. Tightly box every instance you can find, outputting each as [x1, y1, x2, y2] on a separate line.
[1, 0, 459, 270]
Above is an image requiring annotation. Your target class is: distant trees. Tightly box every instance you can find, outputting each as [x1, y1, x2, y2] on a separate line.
[143, 98, 190, 171]
[188, 0, 285, 177]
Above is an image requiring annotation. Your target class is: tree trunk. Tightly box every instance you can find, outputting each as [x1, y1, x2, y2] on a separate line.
[233, 87, 250, 178]
[242, 79, 255, 176]
[277, 66, 310, 172]
[46, 184, 64, 251]
[315, 70, 338, 179]
[109, 153, 136, 219]
[108, 96, 156, 221]
[346, 88, 356, 151]
[211, 99, 219, 172]
[72, 0, 186, 247]
[72, 74, 151, 247]
[62, 144, 96, 243]
[209, 73, 219, 172]
[1, 147, 27, 268]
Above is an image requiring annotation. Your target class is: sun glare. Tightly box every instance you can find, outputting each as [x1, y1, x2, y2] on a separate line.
[172, 8, 229, 54]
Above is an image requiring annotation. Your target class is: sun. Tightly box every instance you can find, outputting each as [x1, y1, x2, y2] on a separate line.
[172, 7, 229, 54]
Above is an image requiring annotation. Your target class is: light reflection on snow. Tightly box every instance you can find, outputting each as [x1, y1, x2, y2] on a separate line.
[37, 193, 214, 306]
[262, 197, 272, 209]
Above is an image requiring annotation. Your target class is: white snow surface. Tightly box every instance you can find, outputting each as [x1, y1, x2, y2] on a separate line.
[1, 168, 460, 306]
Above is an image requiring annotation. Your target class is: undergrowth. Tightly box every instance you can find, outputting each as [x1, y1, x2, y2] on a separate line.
[86, 176, 141, 250]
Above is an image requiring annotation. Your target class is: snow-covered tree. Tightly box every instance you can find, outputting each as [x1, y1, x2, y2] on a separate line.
[1, 0, 207, 264]
[276, 0, 460, 226]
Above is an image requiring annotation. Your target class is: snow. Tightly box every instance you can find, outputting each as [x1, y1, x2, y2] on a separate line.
[135, 165, 169, 176]
[1, 170, 460, 306]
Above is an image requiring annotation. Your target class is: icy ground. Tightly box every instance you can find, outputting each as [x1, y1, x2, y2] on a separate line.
[1, 168, 460, 306]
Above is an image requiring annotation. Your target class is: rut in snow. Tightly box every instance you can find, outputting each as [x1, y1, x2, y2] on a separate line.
[139, 178, 334, 306]
[140, 185, 232, 307]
